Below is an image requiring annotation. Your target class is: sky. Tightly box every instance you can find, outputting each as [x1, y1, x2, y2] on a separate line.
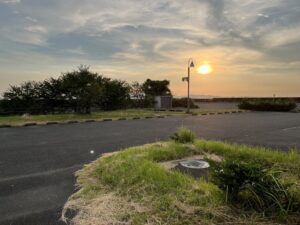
[0, 0, 299, 97]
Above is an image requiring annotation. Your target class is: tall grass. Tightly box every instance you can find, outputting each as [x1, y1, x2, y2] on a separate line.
[171, 127, 195, 143]
[72, 137, 300, 225]
[195, 140, 300, 175]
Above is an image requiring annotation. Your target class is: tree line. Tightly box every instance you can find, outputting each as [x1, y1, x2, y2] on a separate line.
[0, 66, 171, 115]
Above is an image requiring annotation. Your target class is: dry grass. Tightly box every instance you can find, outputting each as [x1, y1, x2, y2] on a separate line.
[62, 140, 300, 225]
[62, 192, 148, 225]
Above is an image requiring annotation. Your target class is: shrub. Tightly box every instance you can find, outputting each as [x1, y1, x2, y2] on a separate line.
[171, 127, 195, 143]
[238, 99, 297, 112]
[0, 66, 131, 114]
[211, 159, 296, 216]
[172, 98, 199, 108]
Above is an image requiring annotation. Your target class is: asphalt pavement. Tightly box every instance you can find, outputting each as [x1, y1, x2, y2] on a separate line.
[0, 112, 300, 225]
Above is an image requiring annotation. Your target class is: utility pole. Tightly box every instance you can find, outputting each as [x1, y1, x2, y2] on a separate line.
[183, 58, 194, 113]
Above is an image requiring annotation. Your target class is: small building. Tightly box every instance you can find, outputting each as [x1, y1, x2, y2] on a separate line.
[154, 96, 172, 109]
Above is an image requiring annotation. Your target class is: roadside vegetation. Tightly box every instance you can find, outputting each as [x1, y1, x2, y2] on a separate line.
[0, 109, 242, 125]
[238, 99, 297, 112]
[172, 98, 199, 109]
[63, 128, 300, 225]
[0, 109, 182, 125]
[0, 66, 171, 115]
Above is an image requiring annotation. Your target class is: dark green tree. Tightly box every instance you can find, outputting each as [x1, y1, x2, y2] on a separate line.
[0, 65, 131, 114]
[142, 79, 171, 97]
[98, 79, 130, 110]
[1, 81, 44, 114]
[59, 65, 107, 114]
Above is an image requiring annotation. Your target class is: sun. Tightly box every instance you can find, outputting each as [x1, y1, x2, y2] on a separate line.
[198, 64, 212, 74]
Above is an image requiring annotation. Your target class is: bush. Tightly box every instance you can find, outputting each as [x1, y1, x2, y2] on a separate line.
[238, 99, 297, 112]
[171, 127, 195, 143]
[211, 159, 296, 216]
[172, 98, 198, 108]
[0, 66, 131, 114]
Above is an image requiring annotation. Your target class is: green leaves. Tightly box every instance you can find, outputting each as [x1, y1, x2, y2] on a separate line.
[0, 66, 130, 114]
[238, 99, 297, 111]
[211, 159, 296, 216]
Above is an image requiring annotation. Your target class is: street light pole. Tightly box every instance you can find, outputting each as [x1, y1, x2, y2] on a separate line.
[187, 58, 194, 113]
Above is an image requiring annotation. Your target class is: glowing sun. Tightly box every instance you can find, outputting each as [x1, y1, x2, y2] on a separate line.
[198, 64, 212, 74]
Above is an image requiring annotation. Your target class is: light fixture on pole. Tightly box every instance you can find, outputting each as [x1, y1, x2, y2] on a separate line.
[182, 58, 194, 113]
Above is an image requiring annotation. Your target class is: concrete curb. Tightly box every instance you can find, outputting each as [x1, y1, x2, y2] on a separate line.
[67, 121, 78, 124]
[84, 119, 96, 123]
[188, 110, 247, 117]
[46, 122, 58, 125]
[0, 110, 248, 128]
[0, 124, 12, 128]
[23, 123, 37, 127]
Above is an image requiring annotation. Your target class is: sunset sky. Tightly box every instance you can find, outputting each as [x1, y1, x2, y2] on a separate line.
[0, 0, 299, 97]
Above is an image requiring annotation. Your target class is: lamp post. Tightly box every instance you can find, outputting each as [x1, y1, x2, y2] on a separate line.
[182, 58, 194, 113]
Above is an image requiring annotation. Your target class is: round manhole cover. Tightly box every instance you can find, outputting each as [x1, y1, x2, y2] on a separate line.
[176, 160, 210, 180]
[179, 160, 210, 169]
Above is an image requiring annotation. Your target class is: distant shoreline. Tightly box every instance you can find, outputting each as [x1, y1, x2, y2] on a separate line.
[175, 97, 300, 103]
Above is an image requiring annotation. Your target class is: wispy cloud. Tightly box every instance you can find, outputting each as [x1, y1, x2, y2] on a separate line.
[0, 0, 21, 4]
[0, 0, 299, 96]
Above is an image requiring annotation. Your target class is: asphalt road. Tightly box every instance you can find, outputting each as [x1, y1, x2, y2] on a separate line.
[1, 112, 300, 225]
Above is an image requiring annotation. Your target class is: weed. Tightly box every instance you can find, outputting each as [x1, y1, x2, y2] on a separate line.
[171, 127, 195, 143]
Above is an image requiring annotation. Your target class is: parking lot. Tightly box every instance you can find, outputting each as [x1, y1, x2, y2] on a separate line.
[1, 112, 300, 225]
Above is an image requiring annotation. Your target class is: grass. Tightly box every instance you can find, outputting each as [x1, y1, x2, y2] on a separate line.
[171, 127, 195, 143]
[195, 140, 300, 176]
[0, 109, 181, 125]
[64, 138, 300, 225]
[0, 108, 242, 125]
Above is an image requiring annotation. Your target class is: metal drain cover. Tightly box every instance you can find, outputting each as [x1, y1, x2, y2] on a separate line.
[179, 160, 210, 169]
[176, 160, 210, 180]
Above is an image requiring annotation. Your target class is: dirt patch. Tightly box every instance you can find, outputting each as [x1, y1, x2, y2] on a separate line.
[159, 153, 222, 170]
[62, 192, 147, 225]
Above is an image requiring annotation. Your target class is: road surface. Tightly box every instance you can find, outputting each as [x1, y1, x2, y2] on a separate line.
[1, 112, 300, 225]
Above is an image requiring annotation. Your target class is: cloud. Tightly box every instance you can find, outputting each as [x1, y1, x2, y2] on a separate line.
[25, 25, 47, 33]
[0, 0, 299, 96]
[263, 26, 300, 47]
[0, 0, 20, 4]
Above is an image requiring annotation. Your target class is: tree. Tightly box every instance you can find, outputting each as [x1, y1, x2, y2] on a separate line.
[142, 79, 171, 97]
[130, 82, 145, 100]
[129, 82, 153, 108]
[59, 65, 106, 114]
[0, 66, 131, 114]
[1, 81, 45, 114]
[98, 79, 130, 110]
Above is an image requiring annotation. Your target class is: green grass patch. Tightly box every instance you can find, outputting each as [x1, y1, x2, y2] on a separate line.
[0, 108, 242, 125]
[195, 140, 300, 176]
[238, 99, 297, 112]
[67, 138, 300, 225]
[0, 109, 182, 125]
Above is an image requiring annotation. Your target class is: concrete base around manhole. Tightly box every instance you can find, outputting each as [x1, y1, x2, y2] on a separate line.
[175, 160, 210, 180]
